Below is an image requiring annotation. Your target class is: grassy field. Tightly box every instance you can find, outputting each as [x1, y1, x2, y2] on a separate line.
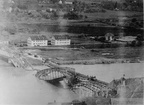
[33, 45, 144, 63]
[83, 10, 143, 19]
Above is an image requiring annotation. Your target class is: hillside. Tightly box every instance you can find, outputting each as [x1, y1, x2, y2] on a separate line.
[109, 77, 144, 98]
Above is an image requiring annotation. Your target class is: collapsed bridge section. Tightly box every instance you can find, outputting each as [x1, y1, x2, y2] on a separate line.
[35, 67, 114, 98]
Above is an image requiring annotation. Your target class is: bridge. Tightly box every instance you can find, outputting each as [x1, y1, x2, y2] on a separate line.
[35, 67, 70, 82]
[35, 66, 112, 98]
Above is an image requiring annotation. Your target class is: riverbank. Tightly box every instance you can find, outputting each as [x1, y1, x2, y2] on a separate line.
[35, 46, 144, 65]
[51, 58, 132, 65]
[0, 59, 78, 105]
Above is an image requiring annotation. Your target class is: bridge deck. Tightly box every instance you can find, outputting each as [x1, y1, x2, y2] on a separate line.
[36, 67, 108, 88]
[35, 66, 112, 98]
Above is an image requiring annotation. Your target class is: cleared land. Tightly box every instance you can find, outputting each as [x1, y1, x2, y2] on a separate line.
[83, 10, 143, 19]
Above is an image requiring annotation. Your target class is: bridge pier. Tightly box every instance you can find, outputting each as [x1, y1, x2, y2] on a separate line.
[73, 81, 110, 98]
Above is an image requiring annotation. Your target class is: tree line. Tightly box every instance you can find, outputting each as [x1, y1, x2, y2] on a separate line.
[102, 0, 143, 11]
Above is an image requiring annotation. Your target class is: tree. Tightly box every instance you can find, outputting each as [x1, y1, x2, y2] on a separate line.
[136, 34, 143, 41]
[102, 1, 115, 10]
[63, 11, 81, 20]
[81, 101, 87, 105]
[114, 2, 118, 9]
[131, 40, 136, 47]
[49, 0, 59, 4]
[131, 18, 137, 23]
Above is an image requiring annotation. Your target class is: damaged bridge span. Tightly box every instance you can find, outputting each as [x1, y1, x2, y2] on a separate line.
[35, 67, 111, 97]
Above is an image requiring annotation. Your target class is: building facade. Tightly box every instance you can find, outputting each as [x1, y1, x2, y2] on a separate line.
[65, 1, 73, 5]
[51, 35, 71, 46]
[0, 40, 9, 45]
[105, 33, 114, 42]
[27, 35, 48, 47]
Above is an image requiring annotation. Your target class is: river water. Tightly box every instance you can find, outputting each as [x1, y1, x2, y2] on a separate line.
[0, 59, 143, 105]
[0, 61, 78, 105]
[62, 63, 144, 82]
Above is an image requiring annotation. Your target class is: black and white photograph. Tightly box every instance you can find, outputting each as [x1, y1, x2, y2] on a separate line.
[0, 0, 143, 105]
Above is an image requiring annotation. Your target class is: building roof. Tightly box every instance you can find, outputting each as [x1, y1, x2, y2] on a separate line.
[30, 35, 47, 40]
[53, 35, 70, 40]
[105, 33, 114, 37]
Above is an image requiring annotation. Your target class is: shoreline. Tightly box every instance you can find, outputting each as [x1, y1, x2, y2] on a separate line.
[22, 48, 143, 66]
[61, 63, 144, 83]
[50, 58, 141, 65]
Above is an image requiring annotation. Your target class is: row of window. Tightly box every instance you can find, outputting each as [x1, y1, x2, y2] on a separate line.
[55, 41, 70, 44]
[28, 41, 70, 46]
[28, 40, 47, 42]
[29, 40, 70, 43]
[32, 43, 47, 45]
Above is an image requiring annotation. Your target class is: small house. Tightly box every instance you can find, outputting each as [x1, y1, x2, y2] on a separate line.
[0, 40, 9, 45]
[59, 0, 63, 4]
[51, 35, 71, 46]
[105, 33, 114, 42]
[27, 35, 48, 47]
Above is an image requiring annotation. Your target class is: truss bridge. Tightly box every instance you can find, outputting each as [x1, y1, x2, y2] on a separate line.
[35, 67, 112, 98]
[35, 67, 75, 82]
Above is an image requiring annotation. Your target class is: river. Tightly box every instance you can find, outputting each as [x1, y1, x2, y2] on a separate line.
[0, 59, 143, 105]
[62, 63, 144, 82]
[0, 60, 78, 105]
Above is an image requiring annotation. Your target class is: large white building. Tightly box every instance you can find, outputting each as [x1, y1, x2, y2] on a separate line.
[65, 0, 73, 5]
[51, 35, 71, 46]
[0, 40, 9, 45]
[27, 35, 48, 47]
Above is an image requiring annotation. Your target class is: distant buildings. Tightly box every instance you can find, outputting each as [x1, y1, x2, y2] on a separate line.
[38, 0, 50, 4]
[27, 35, 71, 47]
[27, 35, 48, 47]
[58, 0, 73, 5]
[51, 35, 71, 46]
[59, 0, 63, 4]
[96, 33, 115, 42]
[47, 8, 57, 12]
